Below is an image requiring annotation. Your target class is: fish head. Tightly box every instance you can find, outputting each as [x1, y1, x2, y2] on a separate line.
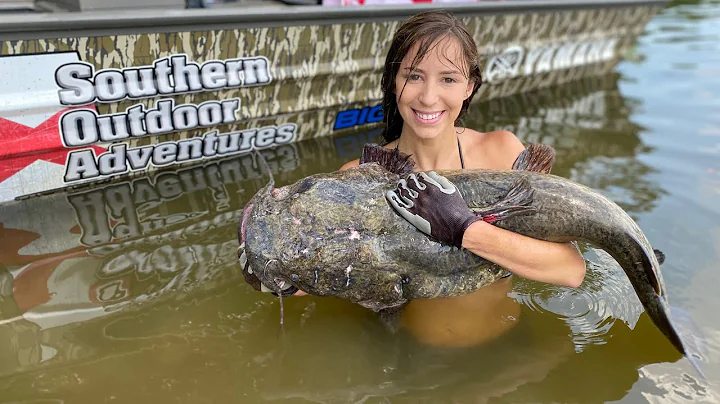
[238, 173, 345, 297]
[237, 182, 300, 297]
[237, 166, 411, 307]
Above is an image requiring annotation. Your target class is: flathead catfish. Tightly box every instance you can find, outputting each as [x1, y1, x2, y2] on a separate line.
[237, 143, 696, 370]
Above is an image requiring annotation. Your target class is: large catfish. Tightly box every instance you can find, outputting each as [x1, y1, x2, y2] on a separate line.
[238, 143, 701, 376]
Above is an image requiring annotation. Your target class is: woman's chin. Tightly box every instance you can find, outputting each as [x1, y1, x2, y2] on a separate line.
[404, 123, 450, 140]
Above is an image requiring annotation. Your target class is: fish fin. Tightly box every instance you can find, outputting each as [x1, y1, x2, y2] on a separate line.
[644, 250, 664, 295]
[688, 349, 708, 383]
[669, 306, 708, 383]
[471, 177, 538, 222]
[360, 143, 416, 175]
[654, 249, 665, 265]
[512, 143, 556, 174]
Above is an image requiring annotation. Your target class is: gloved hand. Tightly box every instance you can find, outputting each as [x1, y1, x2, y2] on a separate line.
[385, 171, 482, 248]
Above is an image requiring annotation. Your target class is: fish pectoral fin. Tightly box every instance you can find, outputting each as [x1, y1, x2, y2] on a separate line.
[643, 251, 665, 294]
[654, 248, 666, 265]
[512, 143, 556, 174]
[470, 177, 538, 222]
[360, 143, 416, 175]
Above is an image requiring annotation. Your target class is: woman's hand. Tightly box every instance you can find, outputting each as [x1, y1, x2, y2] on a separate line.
[385, 171, 482, 248]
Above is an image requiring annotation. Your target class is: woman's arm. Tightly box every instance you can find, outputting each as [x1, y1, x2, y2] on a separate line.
[473, 131, 586, 288]
[339, 159, 360, 170]
[387, 173, 587, 289]
[461, 221, 586, 288]
[385, 131, 587, 289]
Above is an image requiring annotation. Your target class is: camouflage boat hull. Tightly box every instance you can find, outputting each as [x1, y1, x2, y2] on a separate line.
[0, 1, 664, 202]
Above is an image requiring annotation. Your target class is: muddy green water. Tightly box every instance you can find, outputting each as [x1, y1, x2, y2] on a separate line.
[1, 1, 719, 402]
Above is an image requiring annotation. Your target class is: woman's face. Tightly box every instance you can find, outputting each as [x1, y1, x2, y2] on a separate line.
[394, 36, 474, 141]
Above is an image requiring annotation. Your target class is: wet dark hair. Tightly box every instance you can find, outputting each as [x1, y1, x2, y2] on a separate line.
[380, 10, 483, 144]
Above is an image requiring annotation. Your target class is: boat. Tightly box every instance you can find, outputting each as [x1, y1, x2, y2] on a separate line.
[0, 0, 667, 203]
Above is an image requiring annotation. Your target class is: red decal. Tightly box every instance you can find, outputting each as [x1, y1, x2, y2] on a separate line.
[0, 106, 105, 183]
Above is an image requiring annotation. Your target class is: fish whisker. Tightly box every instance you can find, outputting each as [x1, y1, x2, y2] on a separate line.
[264, 259, 287, 334]
[275, 277, 286, 339]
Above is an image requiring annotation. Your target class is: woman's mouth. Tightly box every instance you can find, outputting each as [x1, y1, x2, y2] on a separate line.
[413, 109, 445, 125]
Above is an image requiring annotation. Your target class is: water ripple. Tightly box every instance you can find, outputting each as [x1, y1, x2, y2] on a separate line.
[510, 249, 644, 352]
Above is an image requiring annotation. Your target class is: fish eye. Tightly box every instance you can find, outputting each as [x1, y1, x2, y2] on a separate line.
[296, 177, 314, 194]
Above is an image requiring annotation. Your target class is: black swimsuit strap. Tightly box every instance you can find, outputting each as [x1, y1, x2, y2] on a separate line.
[457, 136, 465, 169]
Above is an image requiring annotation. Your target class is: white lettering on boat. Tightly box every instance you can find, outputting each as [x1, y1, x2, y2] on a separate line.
[485, 38, 619, 84]
[62, 123, 297, 183]
[59, 98, 241, 147]
[55, 55, 272, 105]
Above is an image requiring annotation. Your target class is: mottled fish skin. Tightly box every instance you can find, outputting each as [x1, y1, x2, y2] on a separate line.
[239, 149, 688, 364]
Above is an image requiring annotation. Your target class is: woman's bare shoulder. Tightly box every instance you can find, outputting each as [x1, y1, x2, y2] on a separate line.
[460, 128, 526, 169]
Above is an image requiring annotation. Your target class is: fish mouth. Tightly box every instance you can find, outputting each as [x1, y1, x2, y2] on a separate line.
[238, 202, 298, 297]
[261, 276, 298, 296]
[238, 202, 262, 291]
[239, 202, 253, 246]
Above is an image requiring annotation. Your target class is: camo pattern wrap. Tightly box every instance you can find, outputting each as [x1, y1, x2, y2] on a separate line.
[1, 5, 659, 143]
[0, 4, 661, 202]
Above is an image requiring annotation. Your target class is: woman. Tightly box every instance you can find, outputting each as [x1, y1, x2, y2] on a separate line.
[299, 10, 586, 347]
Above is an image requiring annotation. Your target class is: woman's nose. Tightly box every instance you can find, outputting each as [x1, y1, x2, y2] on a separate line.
[418, 82, 439, 106]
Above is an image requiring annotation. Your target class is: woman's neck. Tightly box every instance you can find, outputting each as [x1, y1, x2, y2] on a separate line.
[396, 127, 461, 172]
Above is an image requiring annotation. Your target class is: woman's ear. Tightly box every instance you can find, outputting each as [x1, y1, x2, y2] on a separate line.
[465, 81, 474, 99]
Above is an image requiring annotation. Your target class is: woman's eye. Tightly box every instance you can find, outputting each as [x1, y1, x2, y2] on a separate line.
[443, 78, 457, 84]
[409, 74, 421, 81]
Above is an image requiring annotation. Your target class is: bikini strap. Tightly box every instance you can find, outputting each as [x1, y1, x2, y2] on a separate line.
[457, 136, 465, 169]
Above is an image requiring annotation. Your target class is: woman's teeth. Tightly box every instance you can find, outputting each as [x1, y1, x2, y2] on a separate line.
[415, 111, 442, 120]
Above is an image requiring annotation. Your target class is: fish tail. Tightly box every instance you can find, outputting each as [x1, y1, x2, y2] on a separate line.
[648, 294, 706, 381]
[619, 235, 701, 377]
[652, 294, 687, 353]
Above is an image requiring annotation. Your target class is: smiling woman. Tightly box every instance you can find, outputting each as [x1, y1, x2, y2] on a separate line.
[327, 10, 587, 347]
[382, 12, 480, 156]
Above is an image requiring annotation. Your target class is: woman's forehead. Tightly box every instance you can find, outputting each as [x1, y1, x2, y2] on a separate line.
[401, 37, 467, 72]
